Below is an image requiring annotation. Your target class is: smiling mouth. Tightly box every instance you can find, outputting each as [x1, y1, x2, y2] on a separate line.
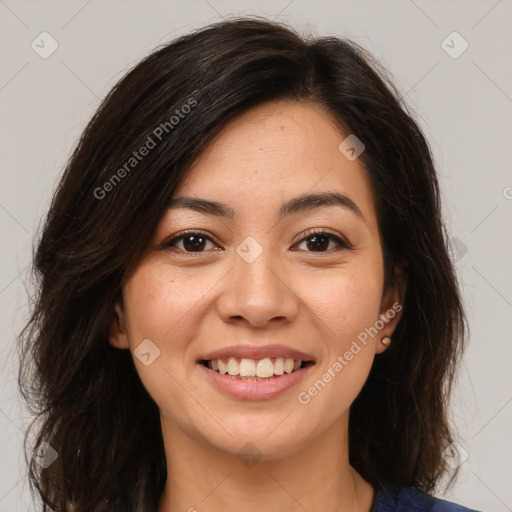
[200, 357, 315, 381]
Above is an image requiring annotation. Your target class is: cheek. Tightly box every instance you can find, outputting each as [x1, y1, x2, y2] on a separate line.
[295, 272, 381, 418]
[300, 259, 383, 344]
[121, 266, 198, 414]
[123, 264, 204, 343]
[121, 261, 225, 373]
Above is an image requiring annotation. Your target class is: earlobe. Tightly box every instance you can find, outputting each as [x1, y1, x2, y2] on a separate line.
[376, 265, 407, 354]
[381, 336, 391, 347]
[108, 302, 130, 349]
[375, 334, 393, 354]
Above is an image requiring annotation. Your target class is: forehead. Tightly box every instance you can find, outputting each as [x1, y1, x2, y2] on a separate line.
[171, 100, 377, 227]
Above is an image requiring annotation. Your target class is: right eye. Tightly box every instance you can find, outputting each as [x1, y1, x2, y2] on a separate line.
[162, 230, 219, 253]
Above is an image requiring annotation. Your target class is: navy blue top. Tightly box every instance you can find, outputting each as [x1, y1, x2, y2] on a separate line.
[371, 484, 482, 512]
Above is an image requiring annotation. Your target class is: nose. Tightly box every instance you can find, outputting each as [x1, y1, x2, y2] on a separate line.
[216, 241, 300, 328]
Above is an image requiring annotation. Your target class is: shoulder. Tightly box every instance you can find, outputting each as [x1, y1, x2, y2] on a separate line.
[371, 483, 483, 512]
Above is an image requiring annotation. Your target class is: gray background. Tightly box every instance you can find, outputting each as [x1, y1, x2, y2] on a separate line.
[1, 0, 511, 510]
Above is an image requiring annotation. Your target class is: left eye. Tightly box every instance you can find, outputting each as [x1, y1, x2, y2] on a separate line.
[295, 230, 349, 252]
[163, 230, 349, 254]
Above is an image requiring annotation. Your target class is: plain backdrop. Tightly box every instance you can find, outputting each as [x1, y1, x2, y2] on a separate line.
[1, 1, 511, 511]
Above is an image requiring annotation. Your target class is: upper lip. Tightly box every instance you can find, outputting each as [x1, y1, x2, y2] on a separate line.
[199, 344, 316, 362]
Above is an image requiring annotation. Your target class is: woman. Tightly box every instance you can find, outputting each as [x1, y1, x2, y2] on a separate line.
[19, 17, 482, 512]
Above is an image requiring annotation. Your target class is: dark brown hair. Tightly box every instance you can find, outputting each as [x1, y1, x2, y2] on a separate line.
[18, 16, 467, 512]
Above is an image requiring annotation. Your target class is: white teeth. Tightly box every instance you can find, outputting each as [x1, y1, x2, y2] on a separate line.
[239, 358, 256, 377]
[227, 357, 239, 376]
[207, 357, 305, 377]
[284, 358, 295, 374]
[273, 358, 284, 375]
[218, 360, 228, 374]
[256, 358, 274, 378]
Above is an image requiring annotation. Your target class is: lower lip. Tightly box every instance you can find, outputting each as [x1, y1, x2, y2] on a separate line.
[198, 363, 314, 400]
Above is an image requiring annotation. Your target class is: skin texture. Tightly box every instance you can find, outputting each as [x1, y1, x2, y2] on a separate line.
[109, 100, 405, 512]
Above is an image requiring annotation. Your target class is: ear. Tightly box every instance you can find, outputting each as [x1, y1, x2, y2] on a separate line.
[108, 299, 130, 350]
[375, 264, 407, 354]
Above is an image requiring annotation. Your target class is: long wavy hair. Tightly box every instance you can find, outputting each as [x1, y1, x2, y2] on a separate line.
[18, 16, 467, 512]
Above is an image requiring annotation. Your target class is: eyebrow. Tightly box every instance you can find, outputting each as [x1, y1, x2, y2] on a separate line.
[165, 192, 365, 222]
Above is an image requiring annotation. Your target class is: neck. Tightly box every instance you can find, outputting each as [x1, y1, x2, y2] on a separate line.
[157, 413, 374, 512]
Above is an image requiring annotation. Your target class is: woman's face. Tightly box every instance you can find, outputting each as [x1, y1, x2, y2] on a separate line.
[110, 100, 402, 459]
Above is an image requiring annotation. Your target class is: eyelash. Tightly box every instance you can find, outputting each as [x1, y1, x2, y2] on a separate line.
[162, 228, 352, 254]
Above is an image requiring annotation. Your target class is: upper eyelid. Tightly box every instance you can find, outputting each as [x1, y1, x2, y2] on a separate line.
[163, 228, 351, 250]
[166, 229, 219, 245]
